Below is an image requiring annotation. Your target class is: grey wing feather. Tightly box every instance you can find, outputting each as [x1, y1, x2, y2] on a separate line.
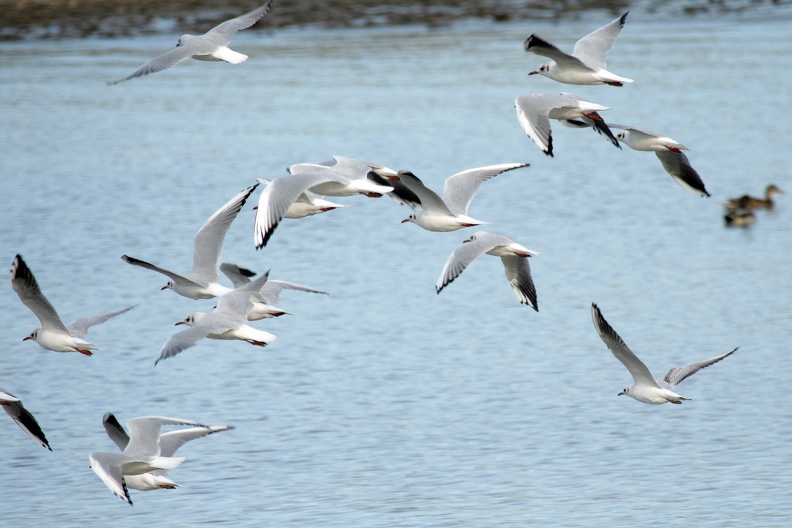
[258, 280, 328, 305]
[396, 171, 453, 215]
[209, 1, 274, 40]
[1, 396, 51, 450]
[572, 12, 628, 70]
[442, 163, 528, 215]
[660, 347, 738, 388]
[435, 236, 495, 294]
[103, 412, 130, 451]
[655, 150, 710, 197]
[10, 254, 69, 332]
[191, 183, 259, 283]
[220, 262, 257, 288]
[107, 46, 197, 85]
[155, 324, 216, 365]
[67, 305, 136, 338]
[501, 255, 538, 311]
[523, 34, 587, 70]
[121, 255, 204, 288]
[591, 303, 657, 387]
[515, 96, 555, 157]
[158, 425, 235, 457]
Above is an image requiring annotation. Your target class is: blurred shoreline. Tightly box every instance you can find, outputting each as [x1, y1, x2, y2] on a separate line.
[1, 0, 789, 41]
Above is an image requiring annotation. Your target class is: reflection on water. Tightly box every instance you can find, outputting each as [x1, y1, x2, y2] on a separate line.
[0, 13, 791, 527]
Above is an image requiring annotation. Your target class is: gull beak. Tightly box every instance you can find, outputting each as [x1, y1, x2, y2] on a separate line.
[23, 336, 32, 341]
[161, 285, 169, 291]
[175, 321, 187, 326]
[401, 218, 410, 223]
[386, 175, 400, 180]
[528, 70, 539, 75]
[617, 391, 625, 396]
[463, 238, 472, 243]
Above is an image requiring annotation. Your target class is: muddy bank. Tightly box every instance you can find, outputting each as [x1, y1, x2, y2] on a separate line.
[0, 0, 786, 40]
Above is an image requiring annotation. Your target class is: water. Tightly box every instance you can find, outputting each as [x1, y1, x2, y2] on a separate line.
[1, 13, 791, 527]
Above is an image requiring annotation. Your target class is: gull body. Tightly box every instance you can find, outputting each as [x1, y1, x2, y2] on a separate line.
[524, 12, 633, 86]
[122, 184, 258, 299]
[155, 271, 277, 365]
[90, 416, 209, 504]
[107, 1, 273, 85]
[220, 262, 328, 319]
[515, 93, 618, 157]
[399, 163, 529, 232]
[613, 125, 710, 197]
[10, 254, 134, 356]
[0, 388, 51, 450]
[436, 231, 541, 310]
[591, 303, 737, 404]
[254, 159, 394, 248]
[258, 178, 345, 219]
[102, 412, 233, 491]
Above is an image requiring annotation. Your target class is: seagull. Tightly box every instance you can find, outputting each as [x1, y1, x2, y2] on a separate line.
[399, 163, 529, 232]
[90, 416, 207, 505]
[612, 125, 710, 197]
[122, 183, 258, 299]
[515, 93, 619, 157]
[591, 303, 738, 404]
[436, 231, 541, 310]
[155, 270, 277, 365]
[257, 178, 346, 219]
[10, 254, 134, 356]
[253, 159, 394, 249]
[1, 389, 51, 450]
[220, 262, 328, 320]
[107, 1, 274, 85]
[524, 12, 633, 86]
[102, 412, 233, 491]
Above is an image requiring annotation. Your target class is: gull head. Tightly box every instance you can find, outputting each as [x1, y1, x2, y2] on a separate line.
[529, 63, 552, 76]
[618, 387, 630, 396]
[176, 312, 207, 327]
[401, 213, 417, 224]
[161, 280, 175, 291]
[23, 329, 40, 342]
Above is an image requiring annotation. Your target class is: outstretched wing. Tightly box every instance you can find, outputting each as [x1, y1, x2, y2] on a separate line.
[572, 12, 629, 70]
[660, 347, 738, 388]
[10, 254, 69, 333]
[67, 305, 136, 338]
[442, 163, 528, 215]
[591, 303, 657, 387]
[208, 1, 274, 41]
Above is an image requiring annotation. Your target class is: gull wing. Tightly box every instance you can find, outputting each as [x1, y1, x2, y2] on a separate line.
[501, 256, 538, 311]
[591, 303, 658, 387]
[523, 35, 588, 70]
[158, 425, 234, 457]
[655, 150, 710, 197]
[208, 1, 274, 41]
[10, 254, 69, 333]
[154, 317, 232, 365]
[107, 46, 197, 86]
[1, 390, 51, 450]
[121, 255, 205, 289]
[67, 305, 136, 338]
[396, 171, 453, 215]
[659, 347, 738, 389]
[572, 12, 629, 70]
[258, 280, 328, 305]
[220, 262, 257, 288]
[515, 96, 555, 157]
[435, 233, 504, 294]
[103, 412, 130, 451]
[442, 163, 528, 216]
[191, 183, 259, 283]
[124, 416, 206, 456]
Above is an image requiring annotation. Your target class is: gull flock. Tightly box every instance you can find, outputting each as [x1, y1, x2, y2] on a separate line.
[5, 3, 751, 506]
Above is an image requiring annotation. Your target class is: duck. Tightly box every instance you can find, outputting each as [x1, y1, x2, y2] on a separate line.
[724, 184, 784, 210]
[724, 196, 756, 227]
